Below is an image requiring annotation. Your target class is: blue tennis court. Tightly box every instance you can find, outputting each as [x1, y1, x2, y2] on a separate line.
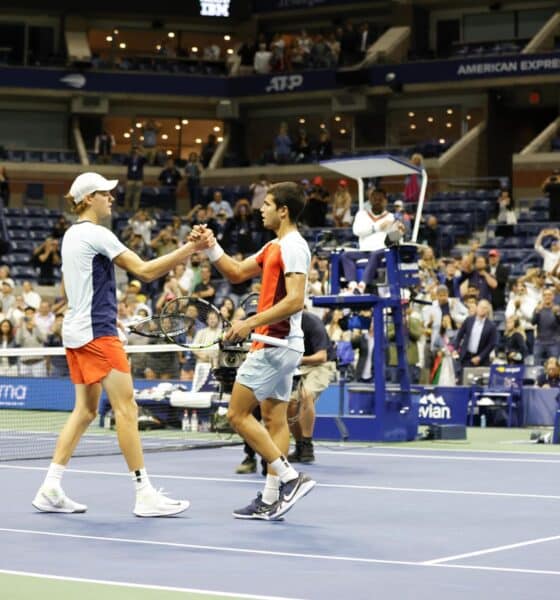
[1, 443, 560, 599]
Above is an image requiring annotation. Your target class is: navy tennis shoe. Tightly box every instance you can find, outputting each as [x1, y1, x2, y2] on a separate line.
[232, 493, 280, 520]
[268, 473, 316, 520]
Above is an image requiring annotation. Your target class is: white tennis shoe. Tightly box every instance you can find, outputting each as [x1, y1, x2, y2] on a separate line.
[32, 485, 87, 513]
[133, 487, 190, 517]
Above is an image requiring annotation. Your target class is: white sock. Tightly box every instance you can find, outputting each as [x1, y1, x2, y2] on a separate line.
[131, 468, 151, 493]
[262, 474, 280, 505]
[269, 456, 298, 484]
[44, 462, 65, 489]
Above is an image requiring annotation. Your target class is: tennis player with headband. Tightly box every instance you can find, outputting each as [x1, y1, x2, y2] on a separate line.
[32, 172, 213, 517]
[197, 181, 316, 520]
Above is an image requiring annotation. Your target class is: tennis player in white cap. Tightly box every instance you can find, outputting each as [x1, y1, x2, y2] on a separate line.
[32, 172, 213, 516]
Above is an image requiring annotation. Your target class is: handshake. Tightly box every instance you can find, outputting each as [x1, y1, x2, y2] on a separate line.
[187, 224, 223, 262]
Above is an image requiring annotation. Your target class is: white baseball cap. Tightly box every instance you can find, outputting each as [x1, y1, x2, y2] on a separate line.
[67, 172, 118, 204]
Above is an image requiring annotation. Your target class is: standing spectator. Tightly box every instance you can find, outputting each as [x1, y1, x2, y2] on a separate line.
[150, 226, 179, 258]
[158, 157, 182, 210]
[253, 42, 272, 74]
[192, 264, 216, 305]
[294, 29, 312, 68]
[499, 316, 528, 365]
[123, 146, 146, 212]
[495, 189, 516, 236]
[270, 33, 286, 71]
[505, 278, 537, 354]
[404, 153, 424, 204]
[419, 215, 442, 257]
[458, 254, 497, 303]
[250, 174, 268, 229]
[393, 200, 411, 238]
[207, 190, 233, 218]
[0, 278, 16, 315]
[531, 287, 560, 364]
[94, 129, 116, 164]
[224, 199, 257, 255]
[315, 130, 333, 161]
[16, 306, 46, 376]
[201, 134, 218, 169]
[303, 176, 330, 228]
[0, 318, 17, 376]
[128, 210, 156, 246]
[45, 313, 70, 377]
[310, 34, 333, 69]
[423, 285, 469, 356]
[21, 280, 41, 310]
[453, 299, 498, 369]
[332, 179, 352, 227]
[51, 216, 69, 240]
[142, 120, 160, 166]
[0, 166, 10, 206]
[534, 228, 560, 274]
[326, 32, 341, 66]
[273, 122, 292, 164]
[487, 249, 510, 310]
[35, 300, 55, 339]
[32, 237, 61, 286]
[294, 128, 313, 163]
[340, 21, 359, 66]
[358, 22, 374, 60]
[542, 169, 560, 221]
[184, 152, 202, 208]
[237, 40, 256, 75]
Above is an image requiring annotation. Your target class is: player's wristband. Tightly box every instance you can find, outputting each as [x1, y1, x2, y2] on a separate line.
[205, 243, 224, 263]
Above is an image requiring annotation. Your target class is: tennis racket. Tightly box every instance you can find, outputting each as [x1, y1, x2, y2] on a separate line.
[127, 314, 189, 339]
[156, 296, 289, 350]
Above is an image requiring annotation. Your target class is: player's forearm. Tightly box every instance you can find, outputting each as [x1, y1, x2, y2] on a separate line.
[245, 294, 304, 330]
[212, 254, 245, 283]
[140, 243, 199, 282]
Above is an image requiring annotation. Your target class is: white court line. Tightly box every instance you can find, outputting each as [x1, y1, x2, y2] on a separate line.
[423, 534, 560, 565]
[2, 464, 560, 501]
[1, 528, 560, 578]
[0, 568, 301, 600]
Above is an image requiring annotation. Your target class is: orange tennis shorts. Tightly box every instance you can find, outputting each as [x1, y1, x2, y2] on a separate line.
[65, 336, 130, 385]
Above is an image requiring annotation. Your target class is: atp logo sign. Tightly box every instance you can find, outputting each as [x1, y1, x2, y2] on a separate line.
[265, 74, 304, 93]
[418, 393, 451, 420]
[199, 0, 230, 17]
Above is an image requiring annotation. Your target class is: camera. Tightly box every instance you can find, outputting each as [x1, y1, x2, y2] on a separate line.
[217, 343, 249, 369]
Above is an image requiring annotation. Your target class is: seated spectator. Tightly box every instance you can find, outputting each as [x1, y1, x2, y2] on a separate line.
[31, 238, 61, 286]
[192, 309, 221, 366]
[250, 174, 268, 228]
[453, 299, 497, 369]
[273, 122, 292, 164]
[316, 129, 333, 161]
[418, 215, 442, 257]
[94, 129, 116, 165]
[537, 356, 560, 387]
[0, 166, 10, 206]
[325, 308, 346, 342]
[16, 306, 46, 376]
[0, 278, 16, 315]
[207, 190, 233, 218]
[145, 332, 181, 380]
[499, 316, 528, 365]
[418, 246, 439, 293]
[332, 179, 352, 228]
[200, 134, 218, 168]
[170, 215, 190, 241]
[0, 318, 17, 376]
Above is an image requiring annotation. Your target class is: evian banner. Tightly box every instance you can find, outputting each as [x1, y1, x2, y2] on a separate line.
[417, 387, 469, 425]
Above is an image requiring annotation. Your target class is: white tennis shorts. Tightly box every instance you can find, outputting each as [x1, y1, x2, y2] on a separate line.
[236, 346, 303, 402]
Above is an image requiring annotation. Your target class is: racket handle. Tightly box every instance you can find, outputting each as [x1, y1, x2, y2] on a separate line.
[250, 333, 289, 348]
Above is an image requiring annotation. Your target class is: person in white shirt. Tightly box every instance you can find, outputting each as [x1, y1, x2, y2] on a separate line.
[34, 300, 55, 339]
[534, 228, 560, 274]
[253, 42, 272, 74]
[21, 280, 41, 310]
[32, 171, 213, 518]
[207, 190, 233, 218]
[340, 188, 403, 292]
[505, 279, 537, 354]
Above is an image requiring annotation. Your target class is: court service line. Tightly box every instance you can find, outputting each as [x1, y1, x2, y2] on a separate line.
[423, 534, 560, 565]
[2, 528, 560, 578]
[0, 568, 302, 600]
[2, 464, 560, 501]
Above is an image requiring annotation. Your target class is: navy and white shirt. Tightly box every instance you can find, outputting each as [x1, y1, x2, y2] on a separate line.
[61, 221, 127, 348]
